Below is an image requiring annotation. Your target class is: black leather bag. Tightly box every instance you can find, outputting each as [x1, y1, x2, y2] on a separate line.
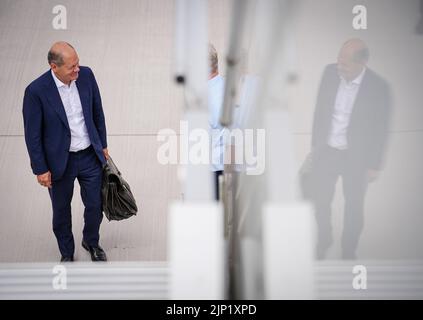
[102, 157, 138, 221]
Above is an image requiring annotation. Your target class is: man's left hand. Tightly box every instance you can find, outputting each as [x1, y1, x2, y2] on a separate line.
[103, 148, 110, 160]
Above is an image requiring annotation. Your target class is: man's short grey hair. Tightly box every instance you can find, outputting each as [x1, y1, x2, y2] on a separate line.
[209, 43, 218, 73]
[47, 42, 74, 66]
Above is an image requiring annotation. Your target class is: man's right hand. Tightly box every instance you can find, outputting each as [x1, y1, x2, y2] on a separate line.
[37, 171, 52, 188]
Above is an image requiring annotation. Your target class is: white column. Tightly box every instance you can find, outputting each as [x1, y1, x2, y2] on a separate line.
[263, 202, 315, 299]
[168, 202, 224, 299]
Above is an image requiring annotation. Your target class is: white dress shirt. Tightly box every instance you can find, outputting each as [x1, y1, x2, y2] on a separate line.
[208, 74, 254, 172]
[327, 67, 366, 150]
[51, 70, 91, 152]
[208, 74, 227, 172]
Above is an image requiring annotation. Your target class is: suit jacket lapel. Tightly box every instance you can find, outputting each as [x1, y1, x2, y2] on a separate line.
[45, 73, 70, 131]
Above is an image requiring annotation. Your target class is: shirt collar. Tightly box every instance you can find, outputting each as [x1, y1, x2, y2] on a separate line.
[341, 67, 366, 85]
[352, 67, 366, 85]
[51, 69, 72, 88]
[208, 74, 223, 87]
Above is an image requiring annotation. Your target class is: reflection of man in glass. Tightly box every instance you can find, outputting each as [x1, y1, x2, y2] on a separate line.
[310, 39, 391, 259]
[208, 44, 226, 201]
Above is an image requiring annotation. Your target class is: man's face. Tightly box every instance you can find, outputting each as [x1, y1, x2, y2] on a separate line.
[337, 47, 364, 82]
[51, 50, 80, 85]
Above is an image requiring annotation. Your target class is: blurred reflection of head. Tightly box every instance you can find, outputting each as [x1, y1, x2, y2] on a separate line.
[337, 38, 369, 82]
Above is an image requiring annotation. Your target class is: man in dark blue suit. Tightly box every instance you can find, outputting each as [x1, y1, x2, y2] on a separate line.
[23, 41, 109, 262]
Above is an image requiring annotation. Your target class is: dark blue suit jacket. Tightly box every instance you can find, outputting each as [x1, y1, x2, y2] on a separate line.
[23, 66, 107, 180]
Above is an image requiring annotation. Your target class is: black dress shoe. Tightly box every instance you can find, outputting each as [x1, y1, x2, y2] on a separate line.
[82, 240, 107, 261]
[60, 256, 74, 262]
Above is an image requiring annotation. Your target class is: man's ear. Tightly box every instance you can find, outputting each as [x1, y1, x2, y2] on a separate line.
[50, 63, 57, 71]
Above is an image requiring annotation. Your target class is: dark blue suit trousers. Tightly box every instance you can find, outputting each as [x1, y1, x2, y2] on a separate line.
[48, 146, 103, 257]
